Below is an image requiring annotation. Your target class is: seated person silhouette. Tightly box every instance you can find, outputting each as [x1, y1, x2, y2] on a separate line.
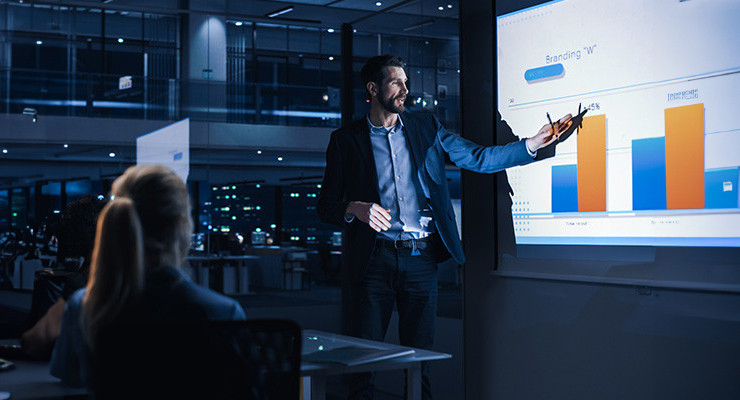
[49, 165, 247, 395]
[21, 195, 106, 360]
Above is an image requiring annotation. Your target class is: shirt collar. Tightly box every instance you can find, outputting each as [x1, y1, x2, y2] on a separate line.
[366, 114, 404, 135]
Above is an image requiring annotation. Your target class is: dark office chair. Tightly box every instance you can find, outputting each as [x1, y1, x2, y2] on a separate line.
[91, 319, 302, 400]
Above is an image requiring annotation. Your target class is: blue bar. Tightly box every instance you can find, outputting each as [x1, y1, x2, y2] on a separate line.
[497, 0, 565, 19]
[705, 167, 739, 208]
[552, 164, 578, 212]
[524, 63, 564, 83]
[632, 137, 667, 210]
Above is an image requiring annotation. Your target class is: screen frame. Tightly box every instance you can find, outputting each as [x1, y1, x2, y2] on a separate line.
[491, 0, 740, 293]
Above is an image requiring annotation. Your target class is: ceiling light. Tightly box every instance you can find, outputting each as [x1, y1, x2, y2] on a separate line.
[266, 6, 294, 18]
[36, 40, 42, 45]
[375, 1, 382, 6]
[403, 19, 435, 32]
[235, 21, 243, 26]
[328, 56, 334, 61]
[117, 38, 124, 43]
[438, 6, 444, 10]
[447, 4, 452, 8]
[2, 149, 7, 154]
[277, 156, 283, 161]
[64, 144, 69, 148]
[327, 28, 335, 33]
[109, 152, 116, 158]
[257, 150, 262, 154]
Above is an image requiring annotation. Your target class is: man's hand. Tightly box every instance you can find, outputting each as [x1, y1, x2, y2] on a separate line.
[526, 113, 573, 151]
[346, 201, 391, 232]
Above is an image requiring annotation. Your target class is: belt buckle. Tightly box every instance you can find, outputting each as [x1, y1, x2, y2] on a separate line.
[393, 239, 404, 249]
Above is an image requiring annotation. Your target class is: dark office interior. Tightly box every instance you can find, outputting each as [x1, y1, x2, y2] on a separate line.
[1, 0, 740, 399]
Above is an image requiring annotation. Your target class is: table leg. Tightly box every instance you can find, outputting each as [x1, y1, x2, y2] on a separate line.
[406, 364, 422, 400]
[238, 263, 251, 294]
[302, 374, 326, 400]
[198, 264, 209, 288]
[302, 376, 311, 400]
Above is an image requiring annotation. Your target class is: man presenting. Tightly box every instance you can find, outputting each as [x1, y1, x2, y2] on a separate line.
[317, 55, 571, 399]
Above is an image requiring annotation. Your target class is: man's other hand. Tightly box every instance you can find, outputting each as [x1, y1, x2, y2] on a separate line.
[346, 202, 391, 232]
[526, 113, 573, 151]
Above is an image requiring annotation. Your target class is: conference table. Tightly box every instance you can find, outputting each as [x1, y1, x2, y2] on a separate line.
[0, 330, 450, 400]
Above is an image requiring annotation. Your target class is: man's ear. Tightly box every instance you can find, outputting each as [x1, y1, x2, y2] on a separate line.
[366, 81, 377, 97]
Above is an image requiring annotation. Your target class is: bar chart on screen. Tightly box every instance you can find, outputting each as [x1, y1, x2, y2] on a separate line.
[496, 0, 740, 246]
[505, 74, 740, 246]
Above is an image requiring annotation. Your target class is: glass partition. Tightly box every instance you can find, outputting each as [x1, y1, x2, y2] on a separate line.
[0, 2, 461, 298]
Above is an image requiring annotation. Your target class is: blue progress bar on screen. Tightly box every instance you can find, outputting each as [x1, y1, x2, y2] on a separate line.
[525, 63, 564, 83]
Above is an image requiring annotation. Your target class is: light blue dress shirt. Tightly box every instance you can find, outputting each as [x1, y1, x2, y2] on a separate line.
[367, 115, 435, 240]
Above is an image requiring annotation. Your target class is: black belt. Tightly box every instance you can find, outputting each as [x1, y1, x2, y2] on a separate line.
[376, 234, 436, 250]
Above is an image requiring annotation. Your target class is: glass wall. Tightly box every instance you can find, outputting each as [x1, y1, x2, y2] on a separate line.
[1, 3, 179, 120]
[0, 2, 461, 296]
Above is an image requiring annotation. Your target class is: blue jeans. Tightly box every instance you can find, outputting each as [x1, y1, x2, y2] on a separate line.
[348, 241, 438, 400]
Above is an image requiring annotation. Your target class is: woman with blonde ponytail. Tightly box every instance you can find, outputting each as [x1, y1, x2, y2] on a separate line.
[49, 165, 246, 388]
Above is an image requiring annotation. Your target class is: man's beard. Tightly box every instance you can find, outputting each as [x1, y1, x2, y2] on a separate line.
[379, 89, 405, 114]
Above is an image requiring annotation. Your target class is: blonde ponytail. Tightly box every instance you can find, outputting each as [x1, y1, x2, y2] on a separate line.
[83, 198, 145, 345]
[81, 165, 192, 348]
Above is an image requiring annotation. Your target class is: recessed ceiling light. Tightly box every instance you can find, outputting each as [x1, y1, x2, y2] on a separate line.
[2, 149, 7, 154]
[327, 28, 335, 33]
[447, 4, 453, 8]
[63, 144, 69, 148]
[403, 19, 435, 32]
[109, 152, 116, 158]
[36, 40, 42, 45]
[235, 21, 243, 26]
[266, 6, 294, 18]
[438, 6, 444, 11]
[117, 38, 124, 43]
[375, 1, 382, 6]
[257, 150, 262, 154]
[277, 156, 283, 161]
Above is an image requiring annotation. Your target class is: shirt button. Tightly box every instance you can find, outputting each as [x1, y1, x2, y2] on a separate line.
[396, 175, 401, 179]
[400, 197, 404, 201]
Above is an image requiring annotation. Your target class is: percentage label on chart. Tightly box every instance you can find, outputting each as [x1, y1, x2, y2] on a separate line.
[584, 102, 600, 111]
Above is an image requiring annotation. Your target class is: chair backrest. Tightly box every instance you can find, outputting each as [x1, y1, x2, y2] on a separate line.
[92, 319, 302, 400]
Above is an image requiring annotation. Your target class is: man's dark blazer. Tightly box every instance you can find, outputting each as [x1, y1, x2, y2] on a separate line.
[317, 111, 539, 283]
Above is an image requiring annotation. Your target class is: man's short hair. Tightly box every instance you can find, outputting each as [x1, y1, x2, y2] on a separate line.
[360, 55, 405, 94]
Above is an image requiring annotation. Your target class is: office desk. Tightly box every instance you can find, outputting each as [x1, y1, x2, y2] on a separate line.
[1, 332, 450, 400]
[0, 355, 86, 400]
[301, 330, 451, 400]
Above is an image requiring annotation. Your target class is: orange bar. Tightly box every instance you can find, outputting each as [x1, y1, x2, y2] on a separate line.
[577, 114, 607, 212]
[665, 103, 704, 209]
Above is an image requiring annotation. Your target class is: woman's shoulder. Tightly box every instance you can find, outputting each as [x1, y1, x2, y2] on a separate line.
[66, 288, 87, 310]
